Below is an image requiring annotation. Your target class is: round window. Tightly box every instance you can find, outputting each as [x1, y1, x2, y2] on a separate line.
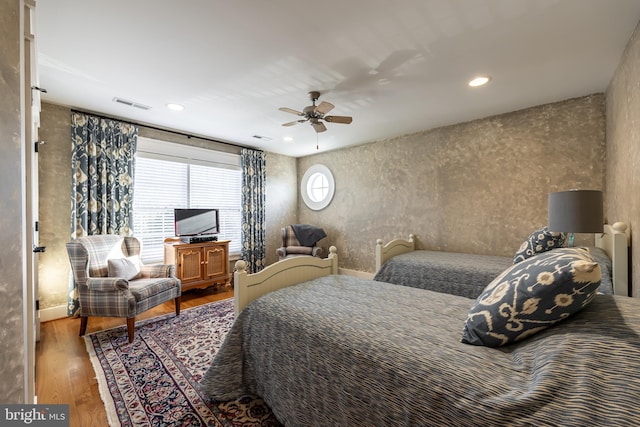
[301, 164, 335, 210]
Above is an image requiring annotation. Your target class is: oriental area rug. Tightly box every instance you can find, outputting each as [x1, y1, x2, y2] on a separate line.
[84, 299, 281, 426]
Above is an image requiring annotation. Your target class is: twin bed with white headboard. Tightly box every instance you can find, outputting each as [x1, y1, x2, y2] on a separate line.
[374, 222, 629, 298]
[201, 223, 637, 426]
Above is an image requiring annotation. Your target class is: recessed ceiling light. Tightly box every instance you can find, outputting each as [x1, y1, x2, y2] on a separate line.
[468, 76, 491, 87]
[166, 103, 184, 111]
[283, 136, 294, 142]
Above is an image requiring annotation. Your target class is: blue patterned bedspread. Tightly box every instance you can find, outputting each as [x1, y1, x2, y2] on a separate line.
[201, 275, 640, 426]
[373, 246, 614, 297]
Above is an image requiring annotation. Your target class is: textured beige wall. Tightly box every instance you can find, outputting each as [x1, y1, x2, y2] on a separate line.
[264, 152, 298, 266]
[298, 95, 606, 273]
[606, 21, 640, 297]
[38, 104, 73, 310]
[0, 0, 26, 403]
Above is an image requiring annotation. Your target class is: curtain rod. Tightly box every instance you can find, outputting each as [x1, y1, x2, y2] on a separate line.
[70, 108, 256, 152]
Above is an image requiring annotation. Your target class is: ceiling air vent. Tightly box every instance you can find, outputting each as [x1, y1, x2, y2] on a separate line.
[112, 97, 152, 110]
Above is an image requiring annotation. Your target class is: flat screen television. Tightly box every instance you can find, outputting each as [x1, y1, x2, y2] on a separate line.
[174, 208, 219, 237]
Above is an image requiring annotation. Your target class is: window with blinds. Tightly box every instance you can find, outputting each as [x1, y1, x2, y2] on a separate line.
[133, 138, 242, 263]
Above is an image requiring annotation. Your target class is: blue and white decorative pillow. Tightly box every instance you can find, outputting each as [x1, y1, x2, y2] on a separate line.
[462, 247, 601, 347]
[513, 226, 566, 264]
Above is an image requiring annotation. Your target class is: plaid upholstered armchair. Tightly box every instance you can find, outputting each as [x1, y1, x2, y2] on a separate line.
[276, 224, 327, 261]
[66, 235, 181, 343]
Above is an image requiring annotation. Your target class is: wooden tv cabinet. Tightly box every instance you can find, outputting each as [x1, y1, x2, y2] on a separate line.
[164, 239, 230, 291]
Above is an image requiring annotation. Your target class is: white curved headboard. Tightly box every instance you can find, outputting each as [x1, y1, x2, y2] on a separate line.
[595, 222, 629, 296]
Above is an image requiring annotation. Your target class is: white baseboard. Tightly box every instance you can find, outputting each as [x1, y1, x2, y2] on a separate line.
[39, 304, 68, 323]
[338, 267, 374, 280]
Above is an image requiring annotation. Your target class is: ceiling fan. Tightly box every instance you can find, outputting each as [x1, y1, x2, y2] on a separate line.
[279, 91, 353, 133]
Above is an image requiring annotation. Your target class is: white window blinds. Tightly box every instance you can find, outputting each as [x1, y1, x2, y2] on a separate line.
[133, 138, 242, 263]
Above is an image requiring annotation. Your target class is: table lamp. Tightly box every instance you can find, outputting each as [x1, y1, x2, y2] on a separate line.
[548, 190, 603, 247]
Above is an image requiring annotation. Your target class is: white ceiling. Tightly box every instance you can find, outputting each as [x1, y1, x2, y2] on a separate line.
[36, 0, 640, 158]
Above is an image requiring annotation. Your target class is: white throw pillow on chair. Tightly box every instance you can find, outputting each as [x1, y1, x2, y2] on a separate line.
[107, 256, 141, 280]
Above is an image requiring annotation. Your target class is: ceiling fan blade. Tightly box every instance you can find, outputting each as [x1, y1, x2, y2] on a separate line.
[279, 107, 304, 116]
[282, 120, 305, 127]
[324, 115, 352, 124]
[311, 121, 327, 133]
[315, 101, 334, 115]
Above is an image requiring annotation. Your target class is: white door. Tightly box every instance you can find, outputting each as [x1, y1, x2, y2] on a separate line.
[24, 0, 43, 404]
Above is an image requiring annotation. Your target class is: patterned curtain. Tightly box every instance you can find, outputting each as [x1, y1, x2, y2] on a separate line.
[68, 111, 138, 315]
[240, 148, 266, 273]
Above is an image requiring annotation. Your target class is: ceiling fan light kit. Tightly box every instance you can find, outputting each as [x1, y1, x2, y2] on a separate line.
[279, 91, 353, 133]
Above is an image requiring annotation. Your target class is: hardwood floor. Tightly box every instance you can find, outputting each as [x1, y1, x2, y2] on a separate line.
[35, 286, 234, 427]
